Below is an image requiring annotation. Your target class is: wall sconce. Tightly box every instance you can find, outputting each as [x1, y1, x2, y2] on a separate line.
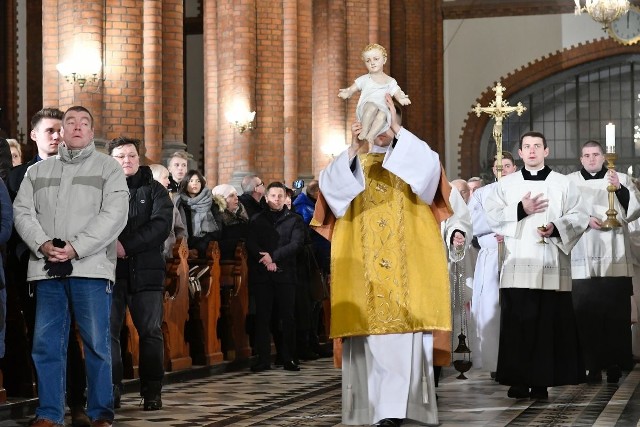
[322, 131, 348, 158]
[225, 110, 256, 134]
[56, 52, 102, 88]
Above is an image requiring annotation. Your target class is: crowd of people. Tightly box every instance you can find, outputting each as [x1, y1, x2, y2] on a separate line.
[0, 106, 331, 427]
[1, 101, 640, 427]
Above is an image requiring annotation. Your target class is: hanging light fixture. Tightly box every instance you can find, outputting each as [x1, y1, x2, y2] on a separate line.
[575, 0, 631, 29]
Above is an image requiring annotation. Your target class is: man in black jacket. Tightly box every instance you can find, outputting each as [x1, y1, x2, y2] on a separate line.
[108, 137, 173, 410]
[239, 174, 266, 219]
[247, 182, 305, 372]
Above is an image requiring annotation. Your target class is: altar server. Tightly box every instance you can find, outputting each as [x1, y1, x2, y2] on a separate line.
[567, 140, 640, 383]
[485, 131, 588, 399]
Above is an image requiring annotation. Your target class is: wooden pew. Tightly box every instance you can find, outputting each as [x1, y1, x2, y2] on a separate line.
[186, 240, 224, 365]
[218, 241, 251, 362]
[162, 237, 192, 372]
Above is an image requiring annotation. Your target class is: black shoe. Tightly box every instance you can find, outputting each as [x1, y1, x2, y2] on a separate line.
[607, 365, 622, 383]
[530, 387, 548, 400]
[587, 370, 603, 384]
[490, 371, 497, 379]
[250, 362, 271, 372]
[283, 360, 300, 371]
[143, 395, 162, 411]
[507, 385, 529, 399]
[378, 418, 403, 427]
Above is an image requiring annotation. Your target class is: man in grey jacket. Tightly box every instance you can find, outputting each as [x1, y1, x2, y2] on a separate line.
[13, 106, 129, 427]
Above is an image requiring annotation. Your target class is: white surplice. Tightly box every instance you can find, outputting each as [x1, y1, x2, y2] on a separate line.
[484, 170, 588, 291]
[566, 171, 640, 279]
[468, 183, 501, 371]
[319, 128, 441, 426]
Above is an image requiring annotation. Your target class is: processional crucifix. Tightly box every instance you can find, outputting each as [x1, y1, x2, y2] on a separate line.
[472, 82, 527, 272]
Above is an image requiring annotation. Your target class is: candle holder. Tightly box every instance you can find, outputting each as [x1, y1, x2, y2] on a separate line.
[600, 151, 622, 231]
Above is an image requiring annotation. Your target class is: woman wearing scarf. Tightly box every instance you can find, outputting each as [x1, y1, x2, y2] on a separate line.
[177, 170, 221, 258]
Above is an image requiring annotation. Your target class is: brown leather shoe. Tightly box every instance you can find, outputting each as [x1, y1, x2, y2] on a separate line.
[90, 420, 112, 427]
[29, 419, 64, 427]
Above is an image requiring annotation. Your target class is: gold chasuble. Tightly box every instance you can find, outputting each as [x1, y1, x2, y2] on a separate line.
[330, 153, 451, 338]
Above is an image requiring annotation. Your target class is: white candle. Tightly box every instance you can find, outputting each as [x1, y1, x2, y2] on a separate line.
[606, 123, 616, 153]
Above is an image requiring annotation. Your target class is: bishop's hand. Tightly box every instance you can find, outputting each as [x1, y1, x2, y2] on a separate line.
[348, 122, 366, 158]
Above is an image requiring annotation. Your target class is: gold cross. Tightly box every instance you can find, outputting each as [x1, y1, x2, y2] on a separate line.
[473, 82, 526, 179]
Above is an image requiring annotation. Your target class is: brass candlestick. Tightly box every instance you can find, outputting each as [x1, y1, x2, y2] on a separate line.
[600, 151, 622, 231]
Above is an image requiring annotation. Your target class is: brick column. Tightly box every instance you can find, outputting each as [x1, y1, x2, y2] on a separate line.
[161, 0, 186, 159]
[283, 0, 298, 185]
[143, 0, 163, 163]
[227, 0, 258, 187]
[390, 0, 444, 157]
[58, 0, 104, 138]
[296, 0, 313, 181]
[312, 0, 347, 174]
[203, 0, 219, 186]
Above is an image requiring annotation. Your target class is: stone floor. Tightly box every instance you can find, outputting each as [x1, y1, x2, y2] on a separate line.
[1, 358, 639, 426]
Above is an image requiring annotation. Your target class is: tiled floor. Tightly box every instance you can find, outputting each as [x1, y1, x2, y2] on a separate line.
[1, 358, 639, 426]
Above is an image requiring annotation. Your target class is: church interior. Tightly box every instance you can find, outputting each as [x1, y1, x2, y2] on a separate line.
[2, 0, 640, 425]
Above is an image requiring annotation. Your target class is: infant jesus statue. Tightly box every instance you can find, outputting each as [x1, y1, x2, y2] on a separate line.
[338, 43, 411, 144]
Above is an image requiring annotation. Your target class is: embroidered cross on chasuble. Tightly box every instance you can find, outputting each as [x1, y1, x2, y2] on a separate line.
[329, 153, 451, 338]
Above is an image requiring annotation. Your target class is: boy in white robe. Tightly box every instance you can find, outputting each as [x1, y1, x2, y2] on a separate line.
[468, 151, 517, 374]
[567, 140, 640, 383]
[485, 131, 588, 399]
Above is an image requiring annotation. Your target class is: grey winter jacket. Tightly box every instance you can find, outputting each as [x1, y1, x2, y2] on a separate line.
[13, 141, 129, 282]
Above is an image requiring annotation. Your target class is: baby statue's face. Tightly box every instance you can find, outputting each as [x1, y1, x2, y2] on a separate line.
[362, 48, 386, 73]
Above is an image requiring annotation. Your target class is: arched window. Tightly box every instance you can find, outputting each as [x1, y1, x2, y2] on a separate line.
[478, 54, 640, 180]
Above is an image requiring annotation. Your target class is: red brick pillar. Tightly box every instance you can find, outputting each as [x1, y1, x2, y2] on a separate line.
[222, 0, 258, 187]
[312, 0, 347, 174]
[295, 0, 313, 181]
[143, 0, 163, 163]
[46, 0, 104, 139]
[161, 0, 186, 160]
[283, 0, 298, 185]
[203, 0, 219, 186]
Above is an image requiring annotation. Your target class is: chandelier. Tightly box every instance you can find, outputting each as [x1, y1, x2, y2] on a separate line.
[574, 0, 631, 29]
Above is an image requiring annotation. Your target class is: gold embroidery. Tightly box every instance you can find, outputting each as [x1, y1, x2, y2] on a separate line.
[379, 259, 391, 269]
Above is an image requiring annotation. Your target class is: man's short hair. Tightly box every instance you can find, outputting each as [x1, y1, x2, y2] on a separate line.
[266, 181, 286, 193]
[306, 179, 319, 197]
[31, 108, 64, 130]
[63, 106, 94, 129]
[582, 140, 604, 155]
[494, 150, 515, 164]
[149, 164, 169, 181]
[519, 131, 547, 149]
[107, 136, 141, 155]
[467, 176, 483, 184]
[241, 174, 260, 194]
[166, 151, 189, 167]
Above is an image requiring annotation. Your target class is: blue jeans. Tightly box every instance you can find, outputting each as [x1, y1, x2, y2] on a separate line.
[33, 278, 114, 424]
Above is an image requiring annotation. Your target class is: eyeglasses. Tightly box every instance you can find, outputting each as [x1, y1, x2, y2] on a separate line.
[256, 181, 264, 187]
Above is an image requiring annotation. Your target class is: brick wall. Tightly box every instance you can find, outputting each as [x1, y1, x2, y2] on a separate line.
[42, 0, 182, 159]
